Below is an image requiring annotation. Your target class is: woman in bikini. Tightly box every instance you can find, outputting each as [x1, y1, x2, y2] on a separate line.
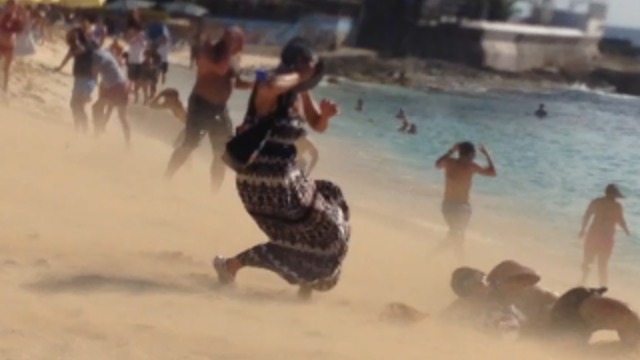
[0, 0, 26, 93]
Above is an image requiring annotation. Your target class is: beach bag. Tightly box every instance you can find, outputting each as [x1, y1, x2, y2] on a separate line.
[223, 115, 276, 172]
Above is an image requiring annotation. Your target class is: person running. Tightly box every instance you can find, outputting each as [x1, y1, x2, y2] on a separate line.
[213, 37, 350, 300]
[56, 23, 100, 133]
[579, 184, 630, 287]
[164, 27, 252, 192]
[432, 142, 497, 261]
[91, 48, 130, 147]
[0, 0, 26, 93]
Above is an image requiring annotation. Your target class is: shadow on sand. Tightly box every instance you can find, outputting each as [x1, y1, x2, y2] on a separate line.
[23, 272, 305, 304]
[24, 273, 203, 295]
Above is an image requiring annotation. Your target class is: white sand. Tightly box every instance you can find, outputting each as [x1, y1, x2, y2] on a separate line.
[0, 38, 637, 359]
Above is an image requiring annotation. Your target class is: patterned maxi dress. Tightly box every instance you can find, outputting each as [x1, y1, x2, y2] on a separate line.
[234, 90, 350, 291]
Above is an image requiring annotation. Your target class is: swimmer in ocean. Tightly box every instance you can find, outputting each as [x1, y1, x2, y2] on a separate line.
[535, 104, 547, 119]
[356, 98, 364, 112]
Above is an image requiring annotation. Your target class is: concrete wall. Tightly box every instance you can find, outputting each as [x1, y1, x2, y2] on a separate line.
[403, 21, 600, 74]
[203, 15, 354, 50]
[465, 21, 600, 73]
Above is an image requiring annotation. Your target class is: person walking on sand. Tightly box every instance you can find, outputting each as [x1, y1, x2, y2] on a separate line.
[431, 142, 497, 262]
[164, 27, 253, 192]
[579, 184, 630, 287]
[213, 38, 350, 300]
[91, 48, 131, 148]
[56, 23, 100, 133]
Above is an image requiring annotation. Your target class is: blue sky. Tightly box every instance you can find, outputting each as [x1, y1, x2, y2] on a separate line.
[555, 0, 639, 27]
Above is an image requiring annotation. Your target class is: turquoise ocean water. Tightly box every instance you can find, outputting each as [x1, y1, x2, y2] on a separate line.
[311, 81, 640, 267]
[165, 64, 640, 272]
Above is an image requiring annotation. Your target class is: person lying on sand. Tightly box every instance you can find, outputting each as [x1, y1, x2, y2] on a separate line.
[0, 0, 27, 94]
[431, 142, 497, 261]
[446, 261, 640, 347]
[148, 88, 186, 122]
[579, 183, 630, 288]
[147, 88, 188, 149]
[91, 48, 130, 148]
[381, 260, 640, 348]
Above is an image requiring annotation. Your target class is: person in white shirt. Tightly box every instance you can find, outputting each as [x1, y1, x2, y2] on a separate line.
[125, 26, 146, 103]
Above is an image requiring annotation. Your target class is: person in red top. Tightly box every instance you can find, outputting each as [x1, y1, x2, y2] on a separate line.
[0, 0, 26, 93]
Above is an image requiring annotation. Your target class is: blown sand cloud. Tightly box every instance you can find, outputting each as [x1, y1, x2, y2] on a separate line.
[0, 36, 637, 359]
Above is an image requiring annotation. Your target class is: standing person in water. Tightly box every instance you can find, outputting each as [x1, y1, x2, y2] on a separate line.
[0, 0, 27, 94]
[579, 184, 630, 287]
[355, 98, 364, 112]
[164, 27, 252, 191]
[431, 142, 497, 262]
[213, 38, 350, 300]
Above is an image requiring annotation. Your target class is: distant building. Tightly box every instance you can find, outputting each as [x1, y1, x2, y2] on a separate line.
[528, 1, 607, 37]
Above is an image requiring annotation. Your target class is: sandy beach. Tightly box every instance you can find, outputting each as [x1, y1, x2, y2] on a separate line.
[0, 37, 638, 359]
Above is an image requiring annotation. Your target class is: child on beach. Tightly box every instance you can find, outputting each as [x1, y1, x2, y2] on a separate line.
[579, 184, 630, 287]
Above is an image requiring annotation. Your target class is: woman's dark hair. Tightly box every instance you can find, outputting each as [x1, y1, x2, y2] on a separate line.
[280, 37, 316, 70]
[458, 141, 475, 157]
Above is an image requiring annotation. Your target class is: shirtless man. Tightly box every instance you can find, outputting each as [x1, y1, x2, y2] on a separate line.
[579, 184, 630, 287]
[432, 141, 497, 261]
[165, 27, 253, 192]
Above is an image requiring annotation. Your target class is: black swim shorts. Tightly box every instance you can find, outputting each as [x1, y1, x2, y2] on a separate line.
[180, 93, 233, 152]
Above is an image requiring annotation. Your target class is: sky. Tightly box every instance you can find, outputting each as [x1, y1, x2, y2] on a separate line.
[554, 0, 640, 27]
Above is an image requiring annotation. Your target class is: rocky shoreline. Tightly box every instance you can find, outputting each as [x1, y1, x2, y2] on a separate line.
[318, 48, 640, 97]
